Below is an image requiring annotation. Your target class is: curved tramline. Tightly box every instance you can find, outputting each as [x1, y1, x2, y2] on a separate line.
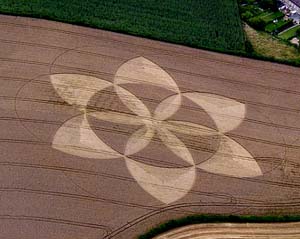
[0, 15, 299, 239]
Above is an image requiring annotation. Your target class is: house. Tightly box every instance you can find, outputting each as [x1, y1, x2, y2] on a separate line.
[282, 0, 300, 13]
[290, 37, 299, 46]
[290, 12, 300, 23]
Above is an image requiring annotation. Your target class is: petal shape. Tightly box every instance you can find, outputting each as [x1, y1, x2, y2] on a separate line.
[126, 158, 196, 204]
[88, 111, 144, 126]
[183, 93, 246, 133]
[154, 94, 181, 121]
[164, 120, 218, 136]
[125, 126, 155, 156]
[51, 74, 112, 108]
[115, 85, 151, 119]
[114, 57, 180, 93]
[157, 127, 194, 166]
[198, 135, 262, 178]
[52, 114, 121, 159]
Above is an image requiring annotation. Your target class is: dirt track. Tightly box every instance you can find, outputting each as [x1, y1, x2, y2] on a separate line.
[0, 14, 300, 239]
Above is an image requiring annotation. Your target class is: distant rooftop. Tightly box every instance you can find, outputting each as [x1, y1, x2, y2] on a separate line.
[290, 0, 300, 7]
[290, 11, 300, 23]
[291, 11, 300, 20]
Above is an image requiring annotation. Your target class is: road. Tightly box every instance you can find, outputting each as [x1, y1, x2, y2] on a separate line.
[0, 14, 300, 239]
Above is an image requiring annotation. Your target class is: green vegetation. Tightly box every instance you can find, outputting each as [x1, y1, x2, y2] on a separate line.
[260, 11, 284, 24]
[138, 214, 300, 239]
[279, 25, 300, 40]
[265, 19, 293, 33]
[240, 3, 264, 21]
[248, 16, 268, 30]
[244, 11, 284, 29]
[239, 0, 277, 11]
[239, 0, 294, 34]
[0, 0, 246, 53]
[0, 0, 299, 67]
[238, 0, 300, 66]
[240, 3, 289, 33]
[257, 0, 278, 11]
[244, 24, 300, 65]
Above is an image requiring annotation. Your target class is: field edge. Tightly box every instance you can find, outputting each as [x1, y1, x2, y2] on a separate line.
[0, 8, 299, 67]
[138, 214, 300, 239]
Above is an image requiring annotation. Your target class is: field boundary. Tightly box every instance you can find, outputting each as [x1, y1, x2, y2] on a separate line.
[0, 11, 299, 67]
[0, 0, 246, 54]
[138, 214, 300, 239]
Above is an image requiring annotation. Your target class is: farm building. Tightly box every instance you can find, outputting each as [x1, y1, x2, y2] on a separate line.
[290, 12, 300, 23]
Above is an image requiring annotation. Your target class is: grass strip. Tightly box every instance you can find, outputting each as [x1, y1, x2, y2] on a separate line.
[265, 19, 292, 33]
[260, 11, 284, 24]
[279, 25, 300, 40]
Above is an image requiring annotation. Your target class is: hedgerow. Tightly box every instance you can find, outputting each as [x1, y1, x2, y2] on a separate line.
[0, 0, 246, 53]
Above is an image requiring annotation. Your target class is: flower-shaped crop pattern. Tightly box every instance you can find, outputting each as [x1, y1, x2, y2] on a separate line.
[51, 57, 262, 204]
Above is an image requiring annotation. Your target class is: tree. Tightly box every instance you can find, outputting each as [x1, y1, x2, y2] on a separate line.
[248, 16, 266, 30]
[258, 0, 277, 11]
[241, 11, 254, 20]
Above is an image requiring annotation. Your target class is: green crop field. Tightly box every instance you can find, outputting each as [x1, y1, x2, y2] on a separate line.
[0, 0, 246, 53]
